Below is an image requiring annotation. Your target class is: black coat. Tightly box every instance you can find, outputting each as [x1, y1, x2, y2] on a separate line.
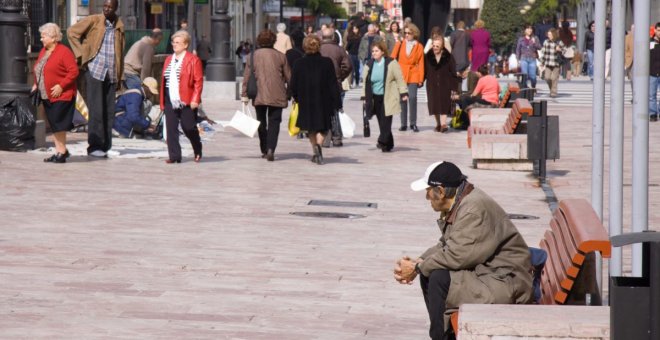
[425, 48, 460, 116]
[290, 53, 341, 132]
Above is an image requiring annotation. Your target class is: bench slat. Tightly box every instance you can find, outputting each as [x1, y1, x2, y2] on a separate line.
[540, 240, 568, 304]
[558, 200, 612, 258]
[552, 206, 584, 266]
[544, 229, 579, 279]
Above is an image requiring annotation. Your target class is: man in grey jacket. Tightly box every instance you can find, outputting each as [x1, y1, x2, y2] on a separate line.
[394, 161, 533, 340]
[123, 28, 162, 90]
[320, 27, 352, 147]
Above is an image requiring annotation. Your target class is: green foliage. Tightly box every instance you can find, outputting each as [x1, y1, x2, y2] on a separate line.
[480, 0, 525, 53]
[306, 0, 347, 19]
[526, 0, 558, 25]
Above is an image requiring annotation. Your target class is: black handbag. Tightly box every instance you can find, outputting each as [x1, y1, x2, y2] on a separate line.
[29, 89, 40, 108]
[362, 102, 370, 138]
[246, 51, 258, 100]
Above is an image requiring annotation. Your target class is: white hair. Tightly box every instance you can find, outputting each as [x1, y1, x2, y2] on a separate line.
[277, 23, 286, 33]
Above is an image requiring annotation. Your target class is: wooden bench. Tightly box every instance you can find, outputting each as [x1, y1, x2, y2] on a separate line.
[467, 98, 532, 148]
[499, 82, 520, 108]
[449, 198, 612, 338]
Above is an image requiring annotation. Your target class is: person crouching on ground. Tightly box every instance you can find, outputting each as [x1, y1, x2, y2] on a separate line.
[241, 29, 291, 162]
[290, 35, 341, 165]
[113, 77, 159, 138]
[394, 161, 533, 340]
[160, 30, 204, 163]
[362, 40, 408, 152]
[33, 23, 79, 164]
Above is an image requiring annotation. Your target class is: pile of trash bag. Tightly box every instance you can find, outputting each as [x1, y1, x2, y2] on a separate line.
[0, 96, 35, 151]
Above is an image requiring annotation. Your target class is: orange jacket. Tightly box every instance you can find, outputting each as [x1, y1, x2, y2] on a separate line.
[391, 40, 425, 84]
[160, 52, 204, 109]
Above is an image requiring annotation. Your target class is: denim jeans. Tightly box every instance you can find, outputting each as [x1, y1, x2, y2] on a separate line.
[520, 57, 538, 88]
[124, 73, 142, 90]
[350, 54, 361, 86]
[650, 75, 660, 117]
[587, 50, 594, 80]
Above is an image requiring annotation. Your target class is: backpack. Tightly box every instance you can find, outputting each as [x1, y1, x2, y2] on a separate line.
[450, 107, 469, 130]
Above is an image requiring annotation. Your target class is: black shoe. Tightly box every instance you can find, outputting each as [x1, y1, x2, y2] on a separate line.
[44, 154, 57, 162]
[53, 153, 67, 163]
[266, 149, 274, 161]
[651, 115, 659, 122]
[381, 148, 392, 153]
[399, 126, 407, 131]
[63, 149, 70, 158]
[411, 125, 419, 132]
[332, 140, 343, 147]
[315, 145, 324, 165]
[376, 142, 384, 149]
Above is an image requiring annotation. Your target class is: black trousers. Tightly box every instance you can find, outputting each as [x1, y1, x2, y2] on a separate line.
[457, 94, 493, 111]
[164, 91, 202, 161]
[255, 105, 282, 154]
[373, 95, 393, 150]
[420, 269, 452, 340]
[85, 72, 116, 153]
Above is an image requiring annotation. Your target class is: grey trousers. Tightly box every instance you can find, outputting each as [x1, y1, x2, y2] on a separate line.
[400, 83, 419, 127]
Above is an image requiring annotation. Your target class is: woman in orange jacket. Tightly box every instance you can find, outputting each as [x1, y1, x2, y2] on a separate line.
[391, 23, 425, 132]
[160, 30, 204, 163]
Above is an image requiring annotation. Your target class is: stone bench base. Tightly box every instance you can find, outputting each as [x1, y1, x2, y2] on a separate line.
[471, 134, 531, 170]
[457, 304, 610, 340]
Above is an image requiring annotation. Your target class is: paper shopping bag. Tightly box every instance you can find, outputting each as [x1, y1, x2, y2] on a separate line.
[288, 102, 300, 136]
[338, 110, 355, 138]
[227, 104, 260, 138]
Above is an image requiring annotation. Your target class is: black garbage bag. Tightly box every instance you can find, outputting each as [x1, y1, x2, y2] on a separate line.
[0, 96, 36, 151]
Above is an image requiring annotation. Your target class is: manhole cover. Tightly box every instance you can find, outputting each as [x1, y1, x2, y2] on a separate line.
[508, 214, 540, 220]
[308, 200, 377, 208]
[290, 212, 366, 219]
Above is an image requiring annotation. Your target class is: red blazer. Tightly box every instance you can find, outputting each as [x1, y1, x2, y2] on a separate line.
[160, 52, 204, 110]
[33, 43, 79, 102]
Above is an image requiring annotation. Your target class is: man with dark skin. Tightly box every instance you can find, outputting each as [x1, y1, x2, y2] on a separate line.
[67, 0, 125, 158]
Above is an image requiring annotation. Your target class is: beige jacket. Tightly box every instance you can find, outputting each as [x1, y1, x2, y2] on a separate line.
[362, 58, 408, 116]
[67, 14, 125, 84]
[625, 32, 634, 69]
[274, 32, 292, 54]
[419, 186, 533, 330]
[124, 36, 156, 80]
[241, 48, 291, 108]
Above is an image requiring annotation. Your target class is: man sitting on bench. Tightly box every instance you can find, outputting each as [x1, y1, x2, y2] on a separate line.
[393, 161, 533, 340]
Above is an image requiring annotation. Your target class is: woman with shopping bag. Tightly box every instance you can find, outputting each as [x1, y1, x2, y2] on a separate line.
[290, 35, 341, 165]
[160, 30, 204, 163]
[362, 40, 408, 152]
[241, 29, 291, 162]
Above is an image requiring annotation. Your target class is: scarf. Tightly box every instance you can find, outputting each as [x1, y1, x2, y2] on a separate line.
[167, 51, 186, 108]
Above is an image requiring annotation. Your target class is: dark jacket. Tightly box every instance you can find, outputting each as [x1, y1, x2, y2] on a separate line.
[346, 34, 361, 56]
[159, 52, 204, 110]
[113, 88, 150, 137]
[449, 29, 471, 72]
[290, 53, 341, 132]
[196, 39, 212, 61]
[652, 36, 660, 77]
[424, 48, 460, 116]
[320, 40, 353, 89]
[285, 47, 305, 70]
[585, 30, 595, 51]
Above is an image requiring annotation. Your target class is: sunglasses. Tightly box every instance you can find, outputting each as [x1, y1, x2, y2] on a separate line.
[404, 31, 412, 35]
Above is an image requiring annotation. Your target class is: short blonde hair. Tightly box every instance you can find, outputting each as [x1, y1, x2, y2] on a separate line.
[39, 23, 63, 42]
[475, 20, 485, 29]
[171, 30, 191, 46]
[405, 23, 421, 40]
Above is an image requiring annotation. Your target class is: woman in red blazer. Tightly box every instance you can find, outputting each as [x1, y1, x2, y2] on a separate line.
[160, 30, 204, 163]
[32, 23, 79, 163]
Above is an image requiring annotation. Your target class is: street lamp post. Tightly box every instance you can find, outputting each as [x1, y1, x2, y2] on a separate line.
[0, 0, 29, 99]
[206, 0, 236, 81]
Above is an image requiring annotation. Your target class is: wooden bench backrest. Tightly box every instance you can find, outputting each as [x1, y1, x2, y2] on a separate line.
[539, 199, 611, 305]
[499, 83, 521, 108]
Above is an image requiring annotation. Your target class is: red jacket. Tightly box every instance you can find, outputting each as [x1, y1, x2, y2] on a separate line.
[33, 43, 79, 102]
[160, 52, 204, 110]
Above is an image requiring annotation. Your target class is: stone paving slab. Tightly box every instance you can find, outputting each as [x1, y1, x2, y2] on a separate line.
[0, 80, 658, 338]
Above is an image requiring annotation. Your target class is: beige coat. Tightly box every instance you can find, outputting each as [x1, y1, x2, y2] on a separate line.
[67, 14, 125, 84]
[362, 58, 407, 116]
[241, 48, 291, 108]
[274, 32, 292, 54]
[419, 186, 533, 330]
[625, 32, 634, 69]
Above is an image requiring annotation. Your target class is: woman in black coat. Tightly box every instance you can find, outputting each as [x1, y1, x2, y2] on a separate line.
[425, 36, 460, 132]
[290, 35, 341, 165]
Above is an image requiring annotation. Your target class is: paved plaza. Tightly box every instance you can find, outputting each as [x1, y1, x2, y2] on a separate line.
[1, 77, 659, 338]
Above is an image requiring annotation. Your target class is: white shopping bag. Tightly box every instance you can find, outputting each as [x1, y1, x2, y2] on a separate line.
[223, 104, 261, 138]
[338, 110, 355, 138]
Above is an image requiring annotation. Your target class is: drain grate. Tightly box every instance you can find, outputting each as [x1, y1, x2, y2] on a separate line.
[290, 212, 366, 219]
[308, 200, 377, 208]
[508, 214, 540, 220]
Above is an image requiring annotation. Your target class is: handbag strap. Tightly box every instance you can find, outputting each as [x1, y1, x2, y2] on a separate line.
[242, 103, 254, 118]
[250, 50, 256, 76]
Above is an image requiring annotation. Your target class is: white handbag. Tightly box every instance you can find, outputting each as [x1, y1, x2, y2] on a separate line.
[224, 104, 261, 138]
[338, 110, 355, 138]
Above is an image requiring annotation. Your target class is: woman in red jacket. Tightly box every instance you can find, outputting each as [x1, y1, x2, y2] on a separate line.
[160, 30, 204, 163]
[32, 23, 79, 163]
